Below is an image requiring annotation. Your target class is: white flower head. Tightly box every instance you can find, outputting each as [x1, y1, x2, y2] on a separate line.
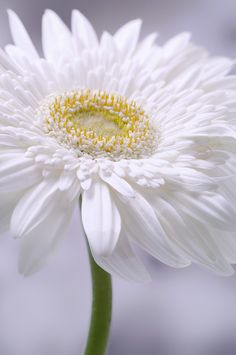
[1, 9, 236, 280]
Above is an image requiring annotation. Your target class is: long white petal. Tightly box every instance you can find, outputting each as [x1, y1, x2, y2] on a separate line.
[213, 229, 236, 264]
[92, 229, 151, 282]
[82, 180, 121, 256]
[72, 10, 98, 49]
[0, 191, 23, 234]
[117, 192, 190, 268]
[42, 9, 73, 62]
[11, 179, 60, 237]
[100, 172, 135, 198]
[0, 158, 42, 192]
[18, 200, 75, 276]
[114, 19, 142, 58]
[163, 32, 191, 60]
[0, 48, 21, 73]
[134, 32, 158, 64]
[183, 217, 234, 276]
[173, 192, 236, 231]
[7, 10, 39, 60]
[5, 44, 31, 70]
[153, 195, 234, 275]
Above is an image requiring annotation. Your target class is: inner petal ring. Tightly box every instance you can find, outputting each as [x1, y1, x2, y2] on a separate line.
[38, 89, 157, 160]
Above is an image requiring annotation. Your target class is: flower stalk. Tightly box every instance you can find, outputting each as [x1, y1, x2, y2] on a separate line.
[84, 243, 112, 355]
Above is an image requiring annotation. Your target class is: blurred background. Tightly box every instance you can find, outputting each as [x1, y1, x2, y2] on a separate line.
[0, 0, 236, 354]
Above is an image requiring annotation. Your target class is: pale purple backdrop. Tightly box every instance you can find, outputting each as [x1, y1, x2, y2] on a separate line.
[0, 1, 236, 354]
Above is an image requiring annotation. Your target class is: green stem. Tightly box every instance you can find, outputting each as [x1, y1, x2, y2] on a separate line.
[84, 244, 112, 355]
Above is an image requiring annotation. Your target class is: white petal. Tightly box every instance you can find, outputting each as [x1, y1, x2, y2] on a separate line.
[5, 45, 29, 70]
[11, 179, 61, 237]
[92, 229, 151, 282]
[174, 192, 236, 232]
[171, 65, 202, 91]
[7, 10, 39, 60]
[214, 230, 236, 264]
[0, 48, 21, 73]
[72, 10, 98, 50]
[163, 32, 191, 60]
[59, 171, 75, 191]
[135, 32, 158, 64]
[42, 9, 73, 62]
[117, 192, 190, 268]
[114, 19, 142, 58]
[100, 172, 135, 198]
[183, 217, 234, 276]
[18, 200, 75, 276]
[82, 180, 121, 256]
[153, 195, 233, 275]
[100, 31, 117, 53]
[0, 191, 23, 234]
[202, 57, 234, 82]
[0, 158, 42, 192]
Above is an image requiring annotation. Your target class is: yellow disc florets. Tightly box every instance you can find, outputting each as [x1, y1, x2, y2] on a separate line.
[38, 89, 157, 160]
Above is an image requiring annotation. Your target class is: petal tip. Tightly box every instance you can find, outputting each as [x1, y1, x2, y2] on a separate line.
[7, 8, 14, 17]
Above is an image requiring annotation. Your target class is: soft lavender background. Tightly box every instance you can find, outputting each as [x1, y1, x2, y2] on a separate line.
[0, 1, 236, 354]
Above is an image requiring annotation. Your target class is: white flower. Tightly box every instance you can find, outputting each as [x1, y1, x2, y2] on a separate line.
[0, 9, 236, 281]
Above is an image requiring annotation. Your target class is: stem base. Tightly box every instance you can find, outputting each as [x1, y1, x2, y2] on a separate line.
[84, 247, 112, 355]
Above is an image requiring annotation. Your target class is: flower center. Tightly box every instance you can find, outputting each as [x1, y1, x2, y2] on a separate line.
[39, 89, 157, 160]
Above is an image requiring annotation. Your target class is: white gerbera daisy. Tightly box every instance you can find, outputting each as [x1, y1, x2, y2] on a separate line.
[1, 9, 236, 280]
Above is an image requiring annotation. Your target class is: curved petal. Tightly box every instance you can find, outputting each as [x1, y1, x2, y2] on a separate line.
[72, 10, 98, 51]
[163, 32, 191, 60]
[42, 9, 73, 62]
[153, 194, 234, 275]
[100, 172, 135, 198]
[81, 180, 121, 256]
[18, 199, 75, 276]
[114, 19, 142, 58]
[92, 229, 151, 282]
[182, 217, 234, 276]
[0, 191, 23, 234]
[117, 191, 190, 268]
[174, 192, 236, 232]
[100, 31, 118, 53]
[5, 44, 31, 70]
[7, 10, 39, 60]
[0, 48, 21, 73]
[201, 57, 234, 82]
[213, 229, 236, 264]
[0, 157, 42, 192]
[11, 179, 60, 237]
